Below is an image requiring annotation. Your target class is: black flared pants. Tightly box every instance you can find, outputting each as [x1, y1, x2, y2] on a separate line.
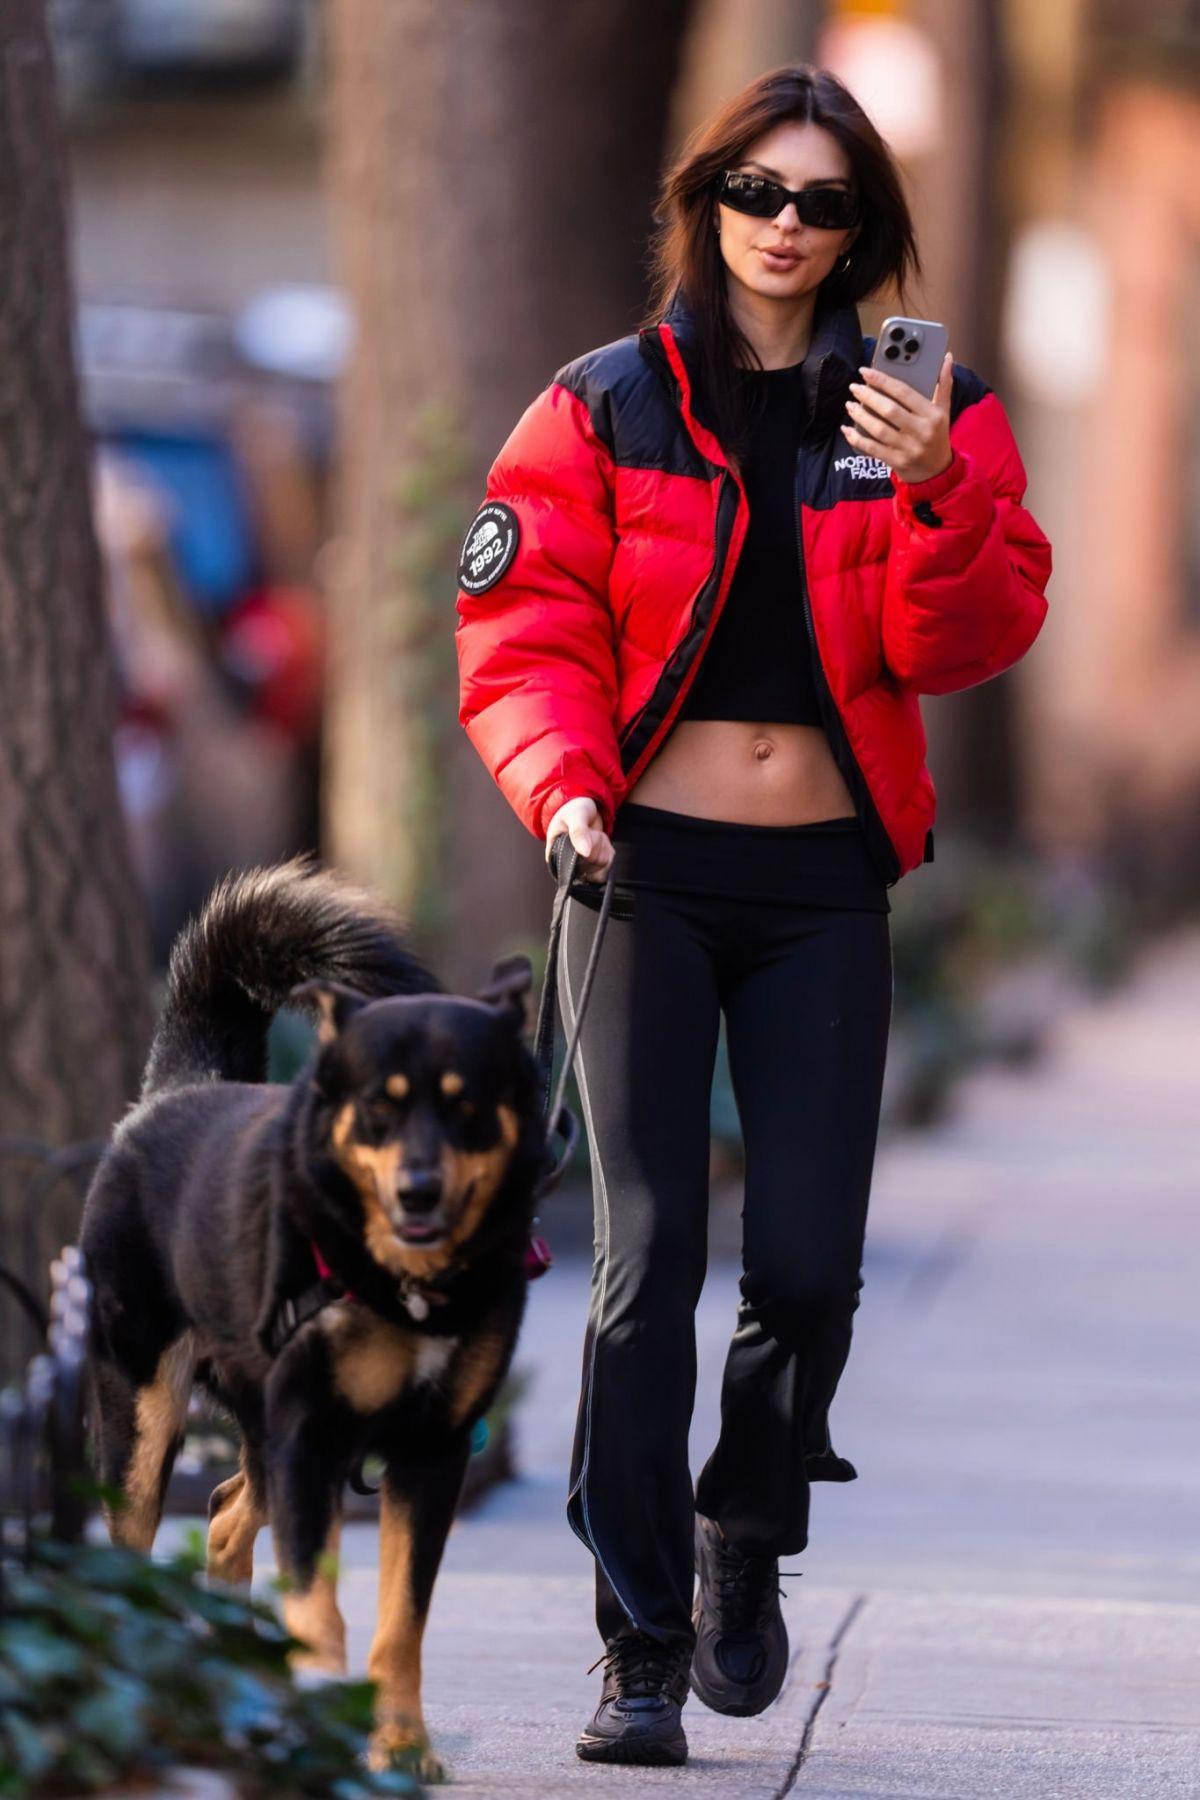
[556, 848, 892, 1649]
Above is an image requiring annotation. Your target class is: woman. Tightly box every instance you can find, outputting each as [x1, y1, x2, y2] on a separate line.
[454, 64, 1051, 1768]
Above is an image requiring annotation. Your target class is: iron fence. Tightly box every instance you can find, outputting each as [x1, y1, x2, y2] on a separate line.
[0, 1138, 103, 1384]
[0, 1244, 94, 1582]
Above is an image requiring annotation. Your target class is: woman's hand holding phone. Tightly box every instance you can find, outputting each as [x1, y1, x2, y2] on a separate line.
[544, 795, 614, 884]
[841, 351, 954, 485]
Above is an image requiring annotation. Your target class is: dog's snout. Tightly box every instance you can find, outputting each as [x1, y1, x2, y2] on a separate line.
[397, 1168, 443, 1214]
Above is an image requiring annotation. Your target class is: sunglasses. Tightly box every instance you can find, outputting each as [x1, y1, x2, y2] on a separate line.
[714, 168, 860, 231]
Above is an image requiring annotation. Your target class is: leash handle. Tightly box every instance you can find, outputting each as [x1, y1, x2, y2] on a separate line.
[532, 833, 616, 1198]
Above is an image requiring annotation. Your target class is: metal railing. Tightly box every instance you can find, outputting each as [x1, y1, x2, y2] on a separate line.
[0, 1138, 102, 1382]
[0, 1138, 102, 1570]
[0, 1247, 94, 1572]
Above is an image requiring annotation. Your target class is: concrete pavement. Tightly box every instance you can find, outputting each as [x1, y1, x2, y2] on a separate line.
[242, 926, 1200, 1794]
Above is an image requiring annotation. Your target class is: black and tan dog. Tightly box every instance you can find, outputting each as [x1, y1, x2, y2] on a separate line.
[80, 857, 545, 1778]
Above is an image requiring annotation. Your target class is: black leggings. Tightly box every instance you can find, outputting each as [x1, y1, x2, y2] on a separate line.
[556, 813, 893, 1649]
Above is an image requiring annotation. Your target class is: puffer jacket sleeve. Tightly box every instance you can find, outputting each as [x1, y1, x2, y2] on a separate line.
[880, 379, 1052, 696]
[454, 380, 626, 840]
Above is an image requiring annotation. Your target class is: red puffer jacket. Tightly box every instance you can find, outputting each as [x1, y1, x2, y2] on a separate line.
[454, 288, 1052, 886]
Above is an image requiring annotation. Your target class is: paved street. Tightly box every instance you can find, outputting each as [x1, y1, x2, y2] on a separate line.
[238, 926, 1200, 1795]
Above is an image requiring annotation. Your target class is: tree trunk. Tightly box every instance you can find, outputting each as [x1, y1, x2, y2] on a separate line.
[0, 0, 153, 1332]
[914, 0, 1019, 839]
[324, 0, 695, 986]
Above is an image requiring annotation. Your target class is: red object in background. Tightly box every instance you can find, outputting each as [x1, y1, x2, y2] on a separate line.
[118, 693, 173, 735]
[219, 585, 324, 744]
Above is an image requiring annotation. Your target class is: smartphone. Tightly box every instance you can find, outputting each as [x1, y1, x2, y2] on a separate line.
[870, 316, 949, 400]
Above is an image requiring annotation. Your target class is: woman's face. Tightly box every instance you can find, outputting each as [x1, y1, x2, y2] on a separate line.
[714, 119, 859, 304]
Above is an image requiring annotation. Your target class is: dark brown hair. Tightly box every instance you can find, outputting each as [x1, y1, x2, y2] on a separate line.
[640, 63, 923, 460]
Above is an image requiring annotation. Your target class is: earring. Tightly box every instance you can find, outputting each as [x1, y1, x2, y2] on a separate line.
[837, 251, 853, 272]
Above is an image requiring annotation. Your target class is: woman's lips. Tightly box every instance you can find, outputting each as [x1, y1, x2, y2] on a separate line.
[758, 247, 802, 271]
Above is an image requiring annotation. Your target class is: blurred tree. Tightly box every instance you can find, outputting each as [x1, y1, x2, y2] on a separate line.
[940, 0, 1020, 841]
[0, 4, 152, 1223]
[324, 0, 696, 984]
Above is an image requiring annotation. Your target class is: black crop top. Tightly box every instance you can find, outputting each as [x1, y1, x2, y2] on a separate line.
[677, 359, 823, 726]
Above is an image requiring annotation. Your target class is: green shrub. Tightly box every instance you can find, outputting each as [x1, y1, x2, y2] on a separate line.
[0, 1535, 420, 1799]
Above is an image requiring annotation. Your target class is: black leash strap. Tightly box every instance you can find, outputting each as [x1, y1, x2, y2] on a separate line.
[531, 835, 617, 1200]
[263, 1275, 345, 1359]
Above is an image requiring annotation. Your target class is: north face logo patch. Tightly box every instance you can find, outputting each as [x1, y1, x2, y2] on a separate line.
[457, 501, 520, 594]
[833, 453, 892, 480]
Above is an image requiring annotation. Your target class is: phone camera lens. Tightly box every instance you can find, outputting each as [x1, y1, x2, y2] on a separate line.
[904, 337, 920, 354]
[884, 345, 899, 360]
[888, 326, 904, 342]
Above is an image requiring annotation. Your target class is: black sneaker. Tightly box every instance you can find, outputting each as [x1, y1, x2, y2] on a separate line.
[575, 1628, 692, 1766]
[690, 1512, 793, 1716]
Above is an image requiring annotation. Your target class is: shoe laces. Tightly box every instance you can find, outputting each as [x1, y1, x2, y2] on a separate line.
[586, 1630, 690, 1701]
[710, 1535, 802, 1636]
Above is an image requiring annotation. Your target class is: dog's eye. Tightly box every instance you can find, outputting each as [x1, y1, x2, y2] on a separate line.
[435, 1076, 474, 1112]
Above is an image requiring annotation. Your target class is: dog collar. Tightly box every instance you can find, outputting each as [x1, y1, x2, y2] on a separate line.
[265, 1229, 546, 1358]
[309, 1240, 450, 1324]
[309, 1245, 446, 1332]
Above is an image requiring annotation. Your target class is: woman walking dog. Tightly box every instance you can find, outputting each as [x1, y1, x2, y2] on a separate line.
[455, 63, 1051, 1767]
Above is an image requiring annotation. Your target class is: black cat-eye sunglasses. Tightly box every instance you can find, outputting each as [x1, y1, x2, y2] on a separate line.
[714, 168, 860, 231]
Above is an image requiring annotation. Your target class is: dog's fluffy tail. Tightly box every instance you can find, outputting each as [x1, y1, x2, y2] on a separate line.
[142, 854, 441, 1096]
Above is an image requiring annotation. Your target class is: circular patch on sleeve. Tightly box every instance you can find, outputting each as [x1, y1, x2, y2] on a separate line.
[457, 501, 521, 594]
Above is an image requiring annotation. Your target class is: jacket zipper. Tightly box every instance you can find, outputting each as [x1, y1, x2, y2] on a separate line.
[794, 454, 901, 887]
[617, 458, 744, 781]
[620, 323, 913, 879]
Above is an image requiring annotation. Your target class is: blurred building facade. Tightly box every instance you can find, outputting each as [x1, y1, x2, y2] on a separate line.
[1002, 0, 1200, 908]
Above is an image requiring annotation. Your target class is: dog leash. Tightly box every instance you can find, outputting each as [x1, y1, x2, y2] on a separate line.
[530, 833, 619, 1207]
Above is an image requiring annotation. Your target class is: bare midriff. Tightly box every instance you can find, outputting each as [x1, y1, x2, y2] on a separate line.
[623, 719, 856, 825]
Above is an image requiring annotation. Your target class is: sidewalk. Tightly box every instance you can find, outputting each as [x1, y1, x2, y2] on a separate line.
[327, 929, 1200, 1793]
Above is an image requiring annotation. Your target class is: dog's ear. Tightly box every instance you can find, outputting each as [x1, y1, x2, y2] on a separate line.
[289, 979, 369, 1046]
[476, 952, 533, 1033]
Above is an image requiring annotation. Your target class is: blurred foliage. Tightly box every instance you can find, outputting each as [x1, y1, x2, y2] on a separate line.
[874, 834, 1135, 1128]
[0, 1535, 421, 1799]
[889, 833, 1135, 995]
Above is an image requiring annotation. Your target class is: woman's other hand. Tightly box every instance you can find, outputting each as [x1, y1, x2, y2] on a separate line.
[544, 796, 614, 884]
[841, 351, 954, 485]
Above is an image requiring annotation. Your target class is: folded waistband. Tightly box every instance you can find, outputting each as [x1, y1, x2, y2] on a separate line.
[606, 800, 890, 912]
[614, 800, 861, 838]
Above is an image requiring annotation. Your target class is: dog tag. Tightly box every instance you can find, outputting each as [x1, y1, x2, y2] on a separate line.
[403, 1289, 430, 1322]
